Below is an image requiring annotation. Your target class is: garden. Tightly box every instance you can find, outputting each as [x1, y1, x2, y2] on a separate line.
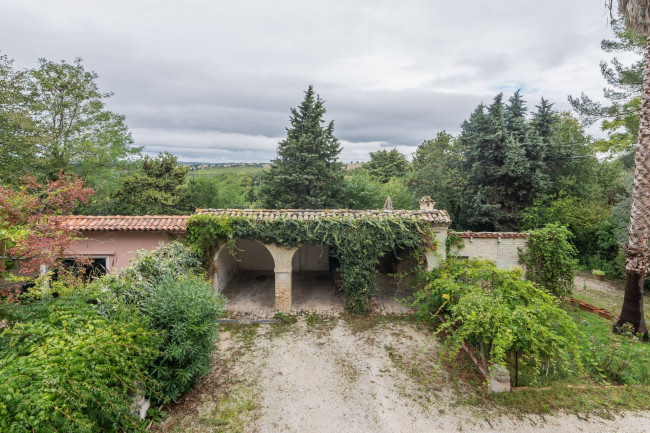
[410, 224, 650, 403]
[1, 221, 650, 431]
[0, 243, 225, 432]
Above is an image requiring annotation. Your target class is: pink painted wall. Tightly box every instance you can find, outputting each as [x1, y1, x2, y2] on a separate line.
[69, 231, 183, 272]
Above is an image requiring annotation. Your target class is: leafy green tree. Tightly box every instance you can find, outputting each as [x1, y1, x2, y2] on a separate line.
[339, 169, 416, 210]
[112, 153, 191, 215]
[27, 58, 139, 179]
[409, 131, 470, 227]
[519, 224, 578, 299]
[0, 54, 38, 185]
[569, 17, 644, 152]
[0, 295, 158, 432]
[364, 148, 409, 183]
[187, 174, 249, 209]
[260, 85, 344, 208]
[0, 54, 140, 214]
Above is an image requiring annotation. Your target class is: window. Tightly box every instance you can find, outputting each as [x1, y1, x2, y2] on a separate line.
[53, 257, 109, 282]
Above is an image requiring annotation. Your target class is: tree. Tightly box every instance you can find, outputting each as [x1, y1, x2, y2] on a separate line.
[187, 174, 249, 209]
[364, 148, 409, 183]
[27, 58, 139, 180]
[460, 93, 536, 230]
[260, 85, 344, 209]
[0, 174, 94, 279]
[0, 54, 140, 214]
[0, 54, 38, 185]
[409, 131, 470, 227]
[112, 153, 192, 215]
[569, 16, 644, 152]
[609, 0, 650, 338]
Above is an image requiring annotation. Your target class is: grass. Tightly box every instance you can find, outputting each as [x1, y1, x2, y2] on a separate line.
[341, 312, 419, 333]
[189, 387, 258, 433]
[222, 323, 260, 348]
[396, 306, 650, 416]
[572, 273, 650, 322]
[156, 324, 261, 433]
[484, 384, 650, 417]
[571, 307, 650, 386]
[485, 308, 650, 415]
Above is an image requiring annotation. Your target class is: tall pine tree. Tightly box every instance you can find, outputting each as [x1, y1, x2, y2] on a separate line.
[460, 92, 551, 231]
[260, 85, 344, 209]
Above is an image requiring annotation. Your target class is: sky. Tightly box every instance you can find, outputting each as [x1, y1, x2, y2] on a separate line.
[0, 0, 627, 163]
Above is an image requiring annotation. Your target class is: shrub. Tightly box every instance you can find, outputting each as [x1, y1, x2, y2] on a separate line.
[126, 241, 204, 287]
[411, 258, 584, 381]
[93, 241, 225, 404]
[519, 223, 577, 298]
[0, 296, 157, 432]
[144, 273, 223, 402]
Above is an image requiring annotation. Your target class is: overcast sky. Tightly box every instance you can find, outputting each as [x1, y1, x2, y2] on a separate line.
[0, 0, 626, 162]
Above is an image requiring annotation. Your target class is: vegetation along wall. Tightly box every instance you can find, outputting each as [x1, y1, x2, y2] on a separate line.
[449, 232, 528, 270]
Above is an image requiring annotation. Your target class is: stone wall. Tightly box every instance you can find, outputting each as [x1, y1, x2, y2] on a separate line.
[292, 244, 330, 272]
[213, 244, 239, 292]
[449, 233, 528, 270]
[235, 239, 275, 270]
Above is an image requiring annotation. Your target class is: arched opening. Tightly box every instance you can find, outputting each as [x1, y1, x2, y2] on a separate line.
[375, 248, 425, 313]
[291, 244, 344, 312]
[214, 239, 275, 313]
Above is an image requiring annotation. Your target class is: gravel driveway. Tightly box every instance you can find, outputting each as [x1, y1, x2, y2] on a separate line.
[155, 316, 650, 433]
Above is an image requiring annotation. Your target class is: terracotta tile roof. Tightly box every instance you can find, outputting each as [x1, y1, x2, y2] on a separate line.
[454, 231, 529, 239]
[63, 215, 190, 232]
[64, 208, 452, 232]
[195, 208, 452, 224]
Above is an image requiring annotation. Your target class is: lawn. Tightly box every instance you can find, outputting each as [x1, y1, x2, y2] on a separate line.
[572, 273, 650, 322]
[571, 307, 650, 385]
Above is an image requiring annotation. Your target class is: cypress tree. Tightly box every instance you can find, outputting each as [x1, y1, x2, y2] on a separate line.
[260, 85, 344, 209]
[461, 93, 543, 230]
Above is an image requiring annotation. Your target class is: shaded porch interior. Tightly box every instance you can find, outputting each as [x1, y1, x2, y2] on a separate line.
[216, 239, 421, 315]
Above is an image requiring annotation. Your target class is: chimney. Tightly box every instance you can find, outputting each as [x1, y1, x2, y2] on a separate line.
[419, 196, 436, 211]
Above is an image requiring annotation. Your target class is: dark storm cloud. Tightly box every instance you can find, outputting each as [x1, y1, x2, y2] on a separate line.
[0, 0, 616, 162]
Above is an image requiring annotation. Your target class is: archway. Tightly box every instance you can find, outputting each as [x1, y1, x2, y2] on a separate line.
[213, 239, 275, 314]
[375, 248, 426, 313]
[290, 244, 344, 312]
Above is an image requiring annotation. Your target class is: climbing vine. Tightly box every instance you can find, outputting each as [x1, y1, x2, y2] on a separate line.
[185, 214, 437, 314]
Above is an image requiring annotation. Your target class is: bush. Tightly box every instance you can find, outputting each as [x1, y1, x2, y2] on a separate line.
[94, 241, 225, 404]
[144, 273, 223, 402]
[126, 241, 204, 287]
[411, 258, 584, 381]
[0, 296, 157, 432]
[519, 224, 577, 298]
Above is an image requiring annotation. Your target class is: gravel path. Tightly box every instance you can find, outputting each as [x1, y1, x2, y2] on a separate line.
[157, 317, 650, 433]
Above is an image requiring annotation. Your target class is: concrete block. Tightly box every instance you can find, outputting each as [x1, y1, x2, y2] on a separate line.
[489, 364, 511, 393]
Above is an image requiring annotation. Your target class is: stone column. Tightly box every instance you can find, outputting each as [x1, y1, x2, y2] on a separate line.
[425, 226, 448, 271]
[488, 364, 511, 393]
[265, 244, 299, 312]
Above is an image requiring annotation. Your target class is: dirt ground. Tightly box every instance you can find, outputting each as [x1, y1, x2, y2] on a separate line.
[153, 317, 650, 433]
[221, 272, 415, 318]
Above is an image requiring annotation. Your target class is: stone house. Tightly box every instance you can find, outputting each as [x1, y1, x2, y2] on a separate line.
[62, 198, 528, 312]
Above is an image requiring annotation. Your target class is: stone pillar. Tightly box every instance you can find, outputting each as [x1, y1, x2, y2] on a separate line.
[265, 244, 299, 312]
[488, 364, 511, 393]
[425, 226, 448, 271]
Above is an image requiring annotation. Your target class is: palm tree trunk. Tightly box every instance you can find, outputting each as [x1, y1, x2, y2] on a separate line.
[615, 35, 650, 339]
